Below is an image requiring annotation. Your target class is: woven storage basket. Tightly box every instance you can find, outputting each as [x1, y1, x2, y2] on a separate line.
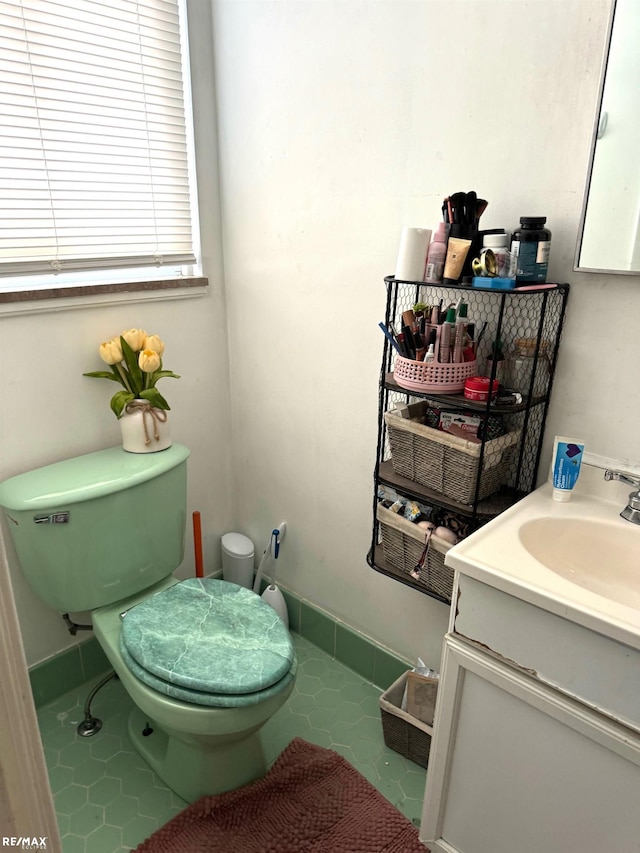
[384, 406, 519, 504]
[379, 671, 434, 769]
[393, 355, 477, 394]
[376, 504, 455, 602]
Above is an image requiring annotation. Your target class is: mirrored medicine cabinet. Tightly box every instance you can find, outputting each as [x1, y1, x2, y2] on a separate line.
[575, 0, 640, 276]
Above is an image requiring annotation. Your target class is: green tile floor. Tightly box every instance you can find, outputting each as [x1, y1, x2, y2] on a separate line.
[38, 632, 427, 852]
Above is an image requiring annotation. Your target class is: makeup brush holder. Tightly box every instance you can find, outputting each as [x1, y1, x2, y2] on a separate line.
[393, 355, 477, 394]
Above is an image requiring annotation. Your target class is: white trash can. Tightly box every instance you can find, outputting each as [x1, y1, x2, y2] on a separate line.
[221, 532, 255, 588]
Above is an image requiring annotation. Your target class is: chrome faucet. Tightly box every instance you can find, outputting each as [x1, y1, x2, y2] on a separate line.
[604, 469, 640, 525]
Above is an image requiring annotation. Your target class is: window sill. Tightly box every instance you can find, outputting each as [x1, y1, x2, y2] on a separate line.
[0, 276, 209, 316]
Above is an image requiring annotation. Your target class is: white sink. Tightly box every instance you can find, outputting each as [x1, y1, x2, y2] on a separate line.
[518, 517, 640, 609]
[443, 473, 640, 652]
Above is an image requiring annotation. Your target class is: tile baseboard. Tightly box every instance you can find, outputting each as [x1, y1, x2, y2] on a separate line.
[29, 636, 111, 708]
[29, 585, 410, 707]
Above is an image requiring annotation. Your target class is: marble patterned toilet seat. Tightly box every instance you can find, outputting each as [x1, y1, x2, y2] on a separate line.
[119, 578, 296, 707]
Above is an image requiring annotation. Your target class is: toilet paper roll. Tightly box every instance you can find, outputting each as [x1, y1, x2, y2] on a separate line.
[394, 226, 432, 282]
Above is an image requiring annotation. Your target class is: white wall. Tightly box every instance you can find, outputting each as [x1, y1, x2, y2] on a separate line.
[213, 0, 640, 665]
[4, 0, 640, 673]
[0, 2, 236, 667]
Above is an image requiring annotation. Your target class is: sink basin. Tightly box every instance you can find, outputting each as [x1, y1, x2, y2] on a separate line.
[519, 517, 640, 609]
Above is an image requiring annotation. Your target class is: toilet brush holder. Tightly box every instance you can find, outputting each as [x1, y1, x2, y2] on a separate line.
[261, 584, 289, 627]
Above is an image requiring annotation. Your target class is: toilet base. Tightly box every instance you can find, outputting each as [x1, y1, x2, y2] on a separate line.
[128, 705, 268, 802]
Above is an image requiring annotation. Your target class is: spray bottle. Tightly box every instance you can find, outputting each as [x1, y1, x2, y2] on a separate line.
[425, 223, 449, 284]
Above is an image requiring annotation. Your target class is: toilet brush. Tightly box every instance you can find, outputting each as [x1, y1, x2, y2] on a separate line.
[253, 524, 289, 627]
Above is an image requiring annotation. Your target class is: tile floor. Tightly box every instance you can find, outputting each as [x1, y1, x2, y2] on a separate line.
[37, 632, 427, 852]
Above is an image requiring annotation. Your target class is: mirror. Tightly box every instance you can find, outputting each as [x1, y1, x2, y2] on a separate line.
[575, 0, 640, 275]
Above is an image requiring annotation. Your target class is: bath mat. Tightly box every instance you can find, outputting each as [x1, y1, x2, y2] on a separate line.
[134, 737, 428, 852]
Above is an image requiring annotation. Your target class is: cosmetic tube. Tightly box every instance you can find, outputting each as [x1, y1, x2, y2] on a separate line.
[443, 237, 472, 284]
[439, 308, 456, 364]
[551, 436, 585, 502]
[452, 322, 464, 363]
[402, 325, 416, 359]
[413, 330, 426, 361]
[453, 303, 468, 363]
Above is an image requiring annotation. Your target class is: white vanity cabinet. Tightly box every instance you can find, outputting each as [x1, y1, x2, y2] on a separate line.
[420, 573, 640, 853]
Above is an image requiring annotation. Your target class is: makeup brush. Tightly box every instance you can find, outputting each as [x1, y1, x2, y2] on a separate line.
[464, 191, 477, 226]
[449, 192, 466, 225]
[475, 198, 489, 221]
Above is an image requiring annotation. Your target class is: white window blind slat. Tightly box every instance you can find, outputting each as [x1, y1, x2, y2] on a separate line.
[0, 0, 196, 281]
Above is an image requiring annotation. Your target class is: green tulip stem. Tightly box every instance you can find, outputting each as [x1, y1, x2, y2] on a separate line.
[116, 363, 133, 394]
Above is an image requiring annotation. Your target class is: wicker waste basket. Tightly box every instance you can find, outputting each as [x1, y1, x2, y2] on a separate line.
[379, 670, 437, 769]
[376, 504, 455, 602]
[384, 404, 519, 504]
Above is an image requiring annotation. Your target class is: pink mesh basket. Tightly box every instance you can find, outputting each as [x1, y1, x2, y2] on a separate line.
[393, 355, 477, 394]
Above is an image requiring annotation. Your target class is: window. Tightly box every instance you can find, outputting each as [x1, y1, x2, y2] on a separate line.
[0, 0, 198, 294]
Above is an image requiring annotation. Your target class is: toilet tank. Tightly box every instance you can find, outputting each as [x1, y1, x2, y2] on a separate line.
[0, 444, 190, 613]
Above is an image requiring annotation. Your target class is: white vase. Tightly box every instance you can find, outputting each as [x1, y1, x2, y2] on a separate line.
[119, 400, 171, 453]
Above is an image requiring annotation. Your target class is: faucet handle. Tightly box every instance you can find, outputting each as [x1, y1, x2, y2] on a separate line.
[604, 469, 640, 490]
[605, 469, 640, 524]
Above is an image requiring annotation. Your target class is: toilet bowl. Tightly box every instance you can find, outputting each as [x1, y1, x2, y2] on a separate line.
[0, 444, 296, 802]
[93, 576, 296, 801]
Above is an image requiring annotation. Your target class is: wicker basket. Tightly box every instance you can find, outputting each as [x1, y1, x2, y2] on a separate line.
[393, 354, 477, 394]
[377, 504, 455, 602]
[379, 671, 434, 769]
[384, 405, 519, 504]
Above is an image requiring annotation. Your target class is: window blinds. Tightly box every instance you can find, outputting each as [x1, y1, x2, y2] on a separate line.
[0, 0, 196, 278]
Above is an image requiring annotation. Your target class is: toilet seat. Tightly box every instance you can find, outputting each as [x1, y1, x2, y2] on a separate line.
[120, 578, 295, 708]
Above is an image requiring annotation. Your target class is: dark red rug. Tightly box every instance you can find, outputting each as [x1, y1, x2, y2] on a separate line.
[135, 737, 427, 852]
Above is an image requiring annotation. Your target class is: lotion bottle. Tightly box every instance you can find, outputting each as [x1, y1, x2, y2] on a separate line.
[551, 436, 585, 501]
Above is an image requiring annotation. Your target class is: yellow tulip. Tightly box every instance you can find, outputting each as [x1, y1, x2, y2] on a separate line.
[139, 349, 161, 373]
[99, 338, 123, 365]
[121, 328, 147, 352]
[143, 334, 165, 356]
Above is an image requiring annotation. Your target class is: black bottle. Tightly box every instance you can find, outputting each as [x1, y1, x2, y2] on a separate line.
[510, 217, 551, 283]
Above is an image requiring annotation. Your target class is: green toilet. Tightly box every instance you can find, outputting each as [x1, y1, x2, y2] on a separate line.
[0, 444, 296, 802]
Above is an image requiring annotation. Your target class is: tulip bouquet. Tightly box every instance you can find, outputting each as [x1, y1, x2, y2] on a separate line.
[84, 328, 180, 418]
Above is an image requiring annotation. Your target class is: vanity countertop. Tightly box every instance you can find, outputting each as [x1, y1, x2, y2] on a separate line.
[446, 471, 640, 653]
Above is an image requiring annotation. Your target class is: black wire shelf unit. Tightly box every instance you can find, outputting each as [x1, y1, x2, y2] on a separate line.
[368, 276, 570, 602]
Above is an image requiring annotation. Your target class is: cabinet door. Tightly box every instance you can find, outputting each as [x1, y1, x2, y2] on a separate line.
[420, 634, 640, 853]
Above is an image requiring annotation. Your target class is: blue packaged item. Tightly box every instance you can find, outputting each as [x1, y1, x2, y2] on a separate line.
[472, 276, 516, 290]
[551, 436, 585, 502]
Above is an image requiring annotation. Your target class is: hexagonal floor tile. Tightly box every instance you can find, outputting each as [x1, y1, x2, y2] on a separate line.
[55, 783, 88, 816]
[38, 630, 425, 851]
[104, 794, 140, 828]
[67, 802, 104, 837]
[88, 776, 122, 807]
[121, 815, 159, 850]
[85, 823, 122, 853]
